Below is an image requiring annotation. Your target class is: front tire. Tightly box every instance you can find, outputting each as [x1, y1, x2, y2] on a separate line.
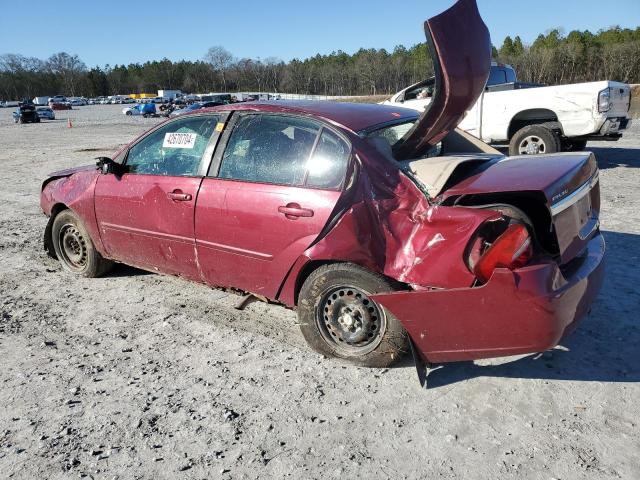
[509, 125, 560, 156]
[298, 263, 409, 367]
[51, 210, 113, 277]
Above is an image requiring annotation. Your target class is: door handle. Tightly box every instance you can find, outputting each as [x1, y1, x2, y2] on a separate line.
[167, 190, 192, 202]
[278, 203, 314, 220]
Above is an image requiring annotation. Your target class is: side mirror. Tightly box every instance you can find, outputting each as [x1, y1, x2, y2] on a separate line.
[96, 157, 123, 175]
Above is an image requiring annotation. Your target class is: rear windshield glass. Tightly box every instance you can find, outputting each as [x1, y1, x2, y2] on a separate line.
[365, 120, 442, 161]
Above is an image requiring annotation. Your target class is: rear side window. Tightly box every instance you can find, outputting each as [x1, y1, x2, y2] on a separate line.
[126, 115, 219, 176]
[487, 68, 507, 86]
[305, 130, 350, 189]
[219, 115, 318, 186]
[218, 114, 350, 189]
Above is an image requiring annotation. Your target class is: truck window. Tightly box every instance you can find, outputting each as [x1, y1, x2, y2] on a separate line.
[505, 68, 516, 83]
[487, 68, 507, 86]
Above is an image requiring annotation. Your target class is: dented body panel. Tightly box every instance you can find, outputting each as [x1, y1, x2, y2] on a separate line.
[372, 234, 605, 363]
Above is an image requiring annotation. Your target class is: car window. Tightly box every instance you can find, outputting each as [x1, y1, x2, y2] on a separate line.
[487, 68, 507, 86]
[505, 68, 516, 83]
[218, 114, 320, 186]
[126, 115, 219, 176]
[305, 129, 350, 189]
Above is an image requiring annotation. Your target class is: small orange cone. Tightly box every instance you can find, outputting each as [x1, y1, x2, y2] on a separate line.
[67, 118, 73, 128]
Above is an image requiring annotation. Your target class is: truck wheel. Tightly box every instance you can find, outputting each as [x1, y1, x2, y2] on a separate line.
[51, 210, 113, 278]
[298, 263, 409, 368]
[509, 125, 560, 156]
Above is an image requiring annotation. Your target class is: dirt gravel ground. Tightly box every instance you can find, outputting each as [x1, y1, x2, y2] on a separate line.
[0, 105, 638, 480]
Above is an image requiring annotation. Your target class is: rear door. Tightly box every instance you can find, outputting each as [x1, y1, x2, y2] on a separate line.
[195, 113, 351, 297]
[95, 114, 221, 280]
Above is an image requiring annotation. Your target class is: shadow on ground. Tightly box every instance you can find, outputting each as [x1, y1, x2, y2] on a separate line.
[106, 263, 152, 278]
[421, 230, 640, 388]
[590, 147, 640, 170]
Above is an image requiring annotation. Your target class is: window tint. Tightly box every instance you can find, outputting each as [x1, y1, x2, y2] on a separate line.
[219, 115, 320, 186]
[487, 68, 507, 86]
[126, 115, 219, 176]
[305, 130, 350, 189]
[505, 67, 516, 83]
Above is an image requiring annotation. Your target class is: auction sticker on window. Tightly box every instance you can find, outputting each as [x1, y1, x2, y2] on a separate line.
[163, 132, 197, 149]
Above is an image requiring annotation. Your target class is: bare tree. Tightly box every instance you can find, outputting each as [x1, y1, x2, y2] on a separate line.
[46, 52, 87, 95]
[204, 46, 234, 91]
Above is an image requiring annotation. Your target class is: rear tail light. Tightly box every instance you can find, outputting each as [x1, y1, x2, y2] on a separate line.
[471, 223, 533, 283]
[598, 88, 611, 113]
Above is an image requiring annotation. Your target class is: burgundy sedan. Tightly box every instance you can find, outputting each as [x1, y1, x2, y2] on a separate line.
[40, 0, 604, 383]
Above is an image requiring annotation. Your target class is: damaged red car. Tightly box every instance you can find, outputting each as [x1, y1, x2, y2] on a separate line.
[40, 0, 604, 382]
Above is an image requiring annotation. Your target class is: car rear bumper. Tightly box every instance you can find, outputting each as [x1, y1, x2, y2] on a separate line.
[371, 233, 605, 363]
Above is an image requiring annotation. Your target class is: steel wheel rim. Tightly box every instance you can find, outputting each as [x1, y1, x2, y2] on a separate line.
[58, 223, 88, 271]
[519, 135, 546, 155]
[316, 286, 387, 356]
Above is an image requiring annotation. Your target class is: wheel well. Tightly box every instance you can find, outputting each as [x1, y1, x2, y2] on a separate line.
[292, 260, 340, 306]
[508, 109, 561, 139]
[292, 260, 409, 306]
[44, 203, 68, 258]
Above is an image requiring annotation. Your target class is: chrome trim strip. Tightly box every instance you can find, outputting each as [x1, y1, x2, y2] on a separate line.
[550, 171, 599, 216]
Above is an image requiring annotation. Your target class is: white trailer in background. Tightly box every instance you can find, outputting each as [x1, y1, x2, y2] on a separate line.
[158, 90, 182, 101]
[33, 96, 51, 106]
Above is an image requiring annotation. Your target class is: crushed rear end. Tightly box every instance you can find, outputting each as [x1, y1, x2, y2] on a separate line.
[372, 152, 605, 365]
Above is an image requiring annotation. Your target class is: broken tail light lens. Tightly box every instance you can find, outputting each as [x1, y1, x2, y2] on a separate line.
[473, 223, 533, 283]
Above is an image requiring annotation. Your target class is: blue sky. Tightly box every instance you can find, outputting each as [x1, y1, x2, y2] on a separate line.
[1, 0, 638, 67]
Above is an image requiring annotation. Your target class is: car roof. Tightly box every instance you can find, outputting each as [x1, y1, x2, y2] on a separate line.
[201, 101, 419, 133]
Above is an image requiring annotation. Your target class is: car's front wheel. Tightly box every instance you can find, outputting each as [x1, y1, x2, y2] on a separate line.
[298, 263, 409, 367]
[51, 210, 113, 277]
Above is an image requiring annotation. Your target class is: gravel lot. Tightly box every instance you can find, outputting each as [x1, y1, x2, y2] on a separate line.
[0, 105, 638, 480]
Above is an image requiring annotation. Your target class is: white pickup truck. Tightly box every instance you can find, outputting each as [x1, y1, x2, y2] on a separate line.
[384, 63, 633, 155]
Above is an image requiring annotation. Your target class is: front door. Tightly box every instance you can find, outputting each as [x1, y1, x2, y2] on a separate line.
[95, 114, 220, 280]
[195, 113, 351, 298]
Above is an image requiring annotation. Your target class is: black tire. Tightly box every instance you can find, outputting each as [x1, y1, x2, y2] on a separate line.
[51, 210, 113, 278]
[509, 125, 560, 156]
[126, 111, 132, 116]
[298, 263, 409, 368]
[562, 139, 588, 152]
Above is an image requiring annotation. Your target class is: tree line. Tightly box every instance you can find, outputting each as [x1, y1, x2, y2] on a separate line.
[1, 26, 639, 101]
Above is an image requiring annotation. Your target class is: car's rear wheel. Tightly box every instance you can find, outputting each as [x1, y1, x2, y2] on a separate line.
[298, 263, 409, 367]
[51, 210, 113, 278]
[509, 125, 560, 156]
[126, 111, 132, 116]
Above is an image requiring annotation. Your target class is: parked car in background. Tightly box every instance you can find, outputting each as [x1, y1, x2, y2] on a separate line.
[3, 100, 20, 108]
[36, 106, 56, 120]
[69, 98, 87, 106]
[384, 63, 633, 155]
[122, 103, 157, 117]
[13, 103, 40, 123]
[169, 101, 224, 117]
